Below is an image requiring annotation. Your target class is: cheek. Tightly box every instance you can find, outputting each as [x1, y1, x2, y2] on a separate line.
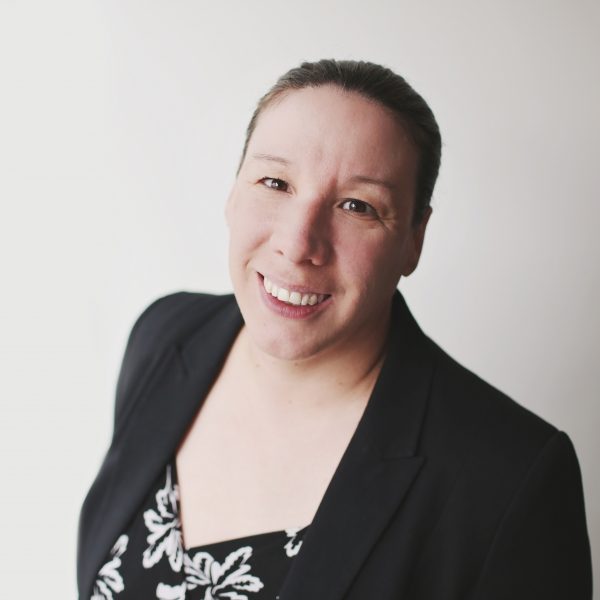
[336, 235, 403, 292]
[228, 206, 271, 262]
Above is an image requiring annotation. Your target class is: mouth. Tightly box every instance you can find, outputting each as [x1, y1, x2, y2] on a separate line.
[259, 273, 331, 307]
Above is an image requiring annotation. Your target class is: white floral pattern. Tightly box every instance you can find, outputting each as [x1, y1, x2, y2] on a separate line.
[92, 463, 308, 599]
[156, 582, 187, 600]
[91, 535, 129, 600]
[156, 545, 264, 600]
[283, 527, 304, 557]
[143, 465, 184, 571]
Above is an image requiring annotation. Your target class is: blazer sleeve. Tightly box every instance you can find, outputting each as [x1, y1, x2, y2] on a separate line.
[472, 430, 593, 599]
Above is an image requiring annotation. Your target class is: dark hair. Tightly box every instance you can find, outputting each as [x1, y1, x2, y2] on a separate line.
[238, 59, 442, 224]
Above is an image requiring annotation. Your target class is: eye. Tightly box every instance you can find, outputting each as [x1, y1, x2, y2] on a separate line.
[260, 177, 289, 192]
[340, 199, 378, 217]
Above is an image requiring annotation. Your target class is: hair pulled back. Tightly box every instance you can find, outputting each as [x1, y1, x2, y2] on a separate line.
[238, 59, 442, 224]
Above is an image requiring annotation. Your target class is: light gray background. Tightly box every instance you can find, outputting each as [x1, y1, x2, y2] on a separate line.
[1, 1, 598, 596]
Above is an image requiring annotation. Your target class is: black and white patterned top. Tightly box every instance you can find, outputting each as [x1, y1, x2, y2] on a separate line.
[91, 460, 310, 600]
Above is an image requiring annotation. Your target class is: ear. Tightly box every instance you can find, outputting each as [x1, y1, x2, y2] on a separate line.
[401, 206, 432, 276]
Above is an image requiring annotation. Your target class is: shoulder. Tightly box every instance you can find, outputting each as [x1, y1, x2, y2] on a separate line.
[420, 337, 587, 532]
[421, 337, 559, 469]
[390, 292, 563, 470]
[433, 340, 555, 439]
[418, 339, 591, 592]
[113, 291, 235, 427]
[122, 291, 234, 350]
[390, 291, 558, 461]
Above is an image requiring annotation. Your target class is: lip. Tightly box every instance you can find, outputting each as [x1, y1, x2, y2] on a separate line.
[257, 272, 331, 319]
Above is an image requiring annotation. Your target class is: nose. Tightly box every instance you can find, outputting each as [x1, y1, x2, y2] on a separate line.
[270, 198, 332, 266]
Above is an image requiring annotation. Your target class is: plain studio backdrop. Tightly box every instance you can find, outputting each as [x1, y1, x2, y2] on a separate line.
[1, 0, 598, 596]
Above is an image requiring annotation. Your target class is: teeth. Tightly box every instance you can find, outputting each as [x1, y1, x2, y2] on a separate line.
[263, 276, 327, 307]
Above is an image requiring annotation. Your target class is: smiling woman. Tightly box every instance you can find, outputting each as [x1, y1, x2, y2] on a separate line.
[227, 85, 427, 363]
[77, 60, 592, 600]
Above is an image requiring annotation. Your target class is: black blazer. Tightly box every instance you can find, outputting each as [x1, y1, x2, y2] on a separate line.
[77, 291, 592, 599]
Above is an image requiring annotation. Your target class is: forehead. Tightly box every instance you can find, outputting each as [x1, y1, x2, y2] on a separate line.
[247, 85, 416, 181]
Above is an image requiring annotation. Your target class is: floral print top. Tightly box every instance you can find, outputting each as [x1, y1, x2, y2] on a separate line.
[91, 461, 310, 600]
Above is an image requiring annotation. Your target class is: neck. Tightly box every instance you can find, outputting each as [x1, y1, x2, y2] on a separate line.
[230, 305, 392, 414]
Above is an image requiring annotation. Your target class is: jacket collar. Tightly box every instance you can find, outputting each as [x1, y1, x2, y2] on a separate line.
[80, 290, 434, 599]
[279, 290, 434, 599]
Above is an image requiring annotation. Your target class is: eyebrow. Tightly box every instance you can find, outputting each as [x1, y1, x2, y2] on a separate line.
[251, 153, 292, 166]
[349, 175, 397, 192]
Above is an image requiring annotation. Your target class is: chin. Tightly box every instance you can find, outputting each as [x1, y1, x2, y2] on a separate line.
[250, 327, 328, 362]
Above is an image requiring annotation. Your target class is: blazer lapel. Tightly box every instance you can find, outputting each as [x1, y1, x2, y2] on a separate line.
[279, 291, 434, 600]
[82, 291, 434, 600]
[81, 297, 244, 598]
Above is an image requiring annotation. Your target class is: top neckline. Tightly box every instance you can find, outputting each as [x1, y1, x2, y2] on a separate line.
[171, 459, 311, 553]
[184, 523, 311, 554]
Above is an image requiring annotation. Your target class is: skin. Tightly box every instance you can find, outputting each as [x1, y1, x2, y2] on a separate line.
[175, 85, 432, 546]
[226, 84, 431, 390]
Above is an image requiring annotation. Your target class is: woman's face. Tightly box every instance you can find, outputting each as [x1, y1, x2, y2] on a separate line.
[226, 85, 430, 362]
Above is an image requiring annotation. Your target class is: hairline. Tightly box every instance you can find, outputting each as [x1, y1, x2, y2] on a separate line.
[236, 82, 425, 225]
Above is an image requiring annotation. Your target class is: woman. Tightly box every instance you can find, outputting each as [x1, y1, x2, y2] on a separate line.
[78, 60, 592, 599]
